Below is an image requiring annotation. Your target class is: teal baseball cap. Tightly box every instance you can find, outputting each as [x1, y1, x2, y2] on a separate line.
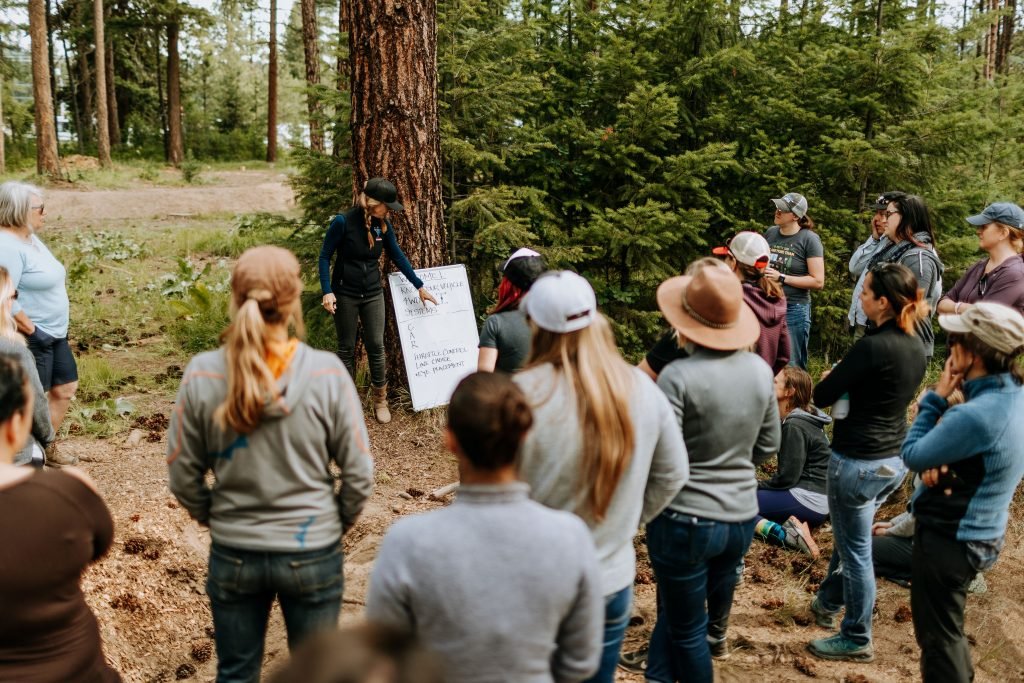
[965, 202, 1024, 230]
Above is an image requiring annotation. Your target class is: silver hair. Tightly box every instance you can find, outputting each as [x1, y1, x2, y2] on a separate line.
[0, 181, 43, 230]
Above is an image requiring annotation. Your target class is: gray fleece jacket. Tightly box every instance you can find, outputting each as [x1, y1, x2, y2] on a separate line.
[366, 483, 603, 683]
[657, 346, 781, 522]
[167, 343, 373, 552]
[0, 338, 54, 466]
[514, 364, 689, 595]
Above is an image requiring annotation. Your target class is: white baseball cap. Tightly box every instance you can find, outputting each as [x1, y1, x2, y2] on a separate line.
[521, 271, 597, 333]
[939, 302, 1024, 355]
[712, 231, 771, 270]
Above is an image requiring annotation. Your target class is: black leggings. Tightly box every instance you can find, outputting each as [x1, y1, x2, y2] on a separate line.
[333, 292, 386, 387]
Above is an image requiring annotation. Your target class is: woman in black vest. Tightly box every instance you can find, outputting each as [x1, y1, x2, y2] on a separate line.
[318, 178, 437, 423]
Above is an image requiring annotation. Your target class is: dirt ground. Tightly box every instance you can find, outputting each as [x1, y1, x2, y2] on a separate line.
[53, 170, 1024, 682]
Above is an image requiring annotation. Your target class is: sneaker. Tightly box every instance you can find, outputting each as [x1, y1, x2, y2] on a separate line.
[807, 634, 874, 662]
[783, 516, 820, 559]
[618, 647, 647, 674]
[809, 597, 839, 630]
[968, 573, 987, 594]
[44, 442, 78, 468]
[708, 636, 730, 659]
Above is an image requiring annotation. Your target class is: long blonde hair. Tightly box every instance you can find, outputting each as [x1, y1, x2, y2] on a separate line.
[525, 314, 635, 522]
[357, 192, 389, 249]
[0, 267, 22, 343]
[215, 247, 305, 434]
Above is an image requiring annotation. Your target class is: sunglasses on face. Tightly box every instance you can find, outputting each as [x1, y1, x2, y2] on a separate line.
[884, 210, 900, 219]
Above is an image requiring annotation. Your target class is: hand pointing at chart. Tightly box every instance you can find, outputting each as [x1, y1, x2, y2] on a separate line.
[419, 287, 439, 307]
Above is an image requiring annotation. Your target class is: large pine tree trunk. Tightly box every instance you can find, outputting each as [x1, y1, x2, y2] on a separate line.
[349, 0, 447, 391]
[0, 38, 6, 174]
[93, 0, 111, 166]
[29, 0, 61, 176]
[74, 0, 95, 148]
[267, 0, 278, 162]
[166, 21, 184, 165]
[300, 0, 324, 152]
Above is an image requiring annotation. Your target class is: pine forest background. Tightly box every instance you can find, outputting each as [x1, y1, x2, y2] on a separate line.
[2, 0, 1023, 362]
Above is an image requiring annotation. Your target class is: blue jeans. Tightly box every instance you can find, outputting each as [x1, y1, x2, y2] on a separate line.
[207, 542, 344, 683]
[585, 585, 633, 683]
[645, 511, 756, 683]
[815, 452, 905, 647]
[786, 301, 811, 369]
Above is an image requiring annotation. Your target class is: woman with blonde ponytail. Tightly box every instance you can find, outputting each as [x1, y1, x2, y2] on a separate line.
[513, 271, 688, 683]
[168, 246, 373, 682]
[0, 267, 53, 466]
[806, 262, 929, 663]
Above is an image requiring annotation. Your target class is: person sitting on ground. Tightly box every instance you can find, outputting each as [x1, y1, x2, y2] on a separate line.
[902, 302, 1024, 683]
[937, 202, 1024, 318]
[366, 371, 604, 683]
[268, 624, 443, 683]
[639, 266, 780, 682]
[514, 270, 689, 683]
[752, 366, 831, 558]
[0, 352, 120, 682]
[0, 266, 53, 467]
[872, 385, 965, 589]
[477, 247, 546, 373]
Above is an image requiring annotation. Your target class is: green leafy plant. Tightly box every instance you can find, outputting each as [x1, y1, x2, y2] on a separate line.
[180, 151, 203, 184]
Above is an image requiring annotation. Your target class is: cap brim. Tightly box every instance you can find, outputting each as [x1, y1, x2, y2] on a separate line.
[938, 313, 972, 334]
[656, 276, 761, 351]
[965, 214, 989, 226]
[385, 200, 404, 212]
[770, 198, 790, 212]
[867, 203, 887, 211]
[711, 246, 730, 256]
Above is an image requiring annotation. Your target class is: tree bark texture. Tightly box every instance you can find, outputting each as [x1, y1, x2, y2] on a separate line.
[0, 38, 6, 174]
[166, 21, 184, 165]
[996, 0, 1015, 75]
[104, 1, 121, 146]
[45, 0, 59, 143]
[75, 0, 96, 148]
[300, 0, 324, 152]
[349, 0, 447, 391]
[29, 0, 61, 176]
[94, 0, 111, 167]
[267, 0, 278, 162]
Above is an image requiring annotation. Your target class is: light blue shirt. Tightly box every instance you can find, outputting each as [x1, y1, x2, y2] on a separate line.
[848, 234, 890, 326]
[0, 232, 70, 337]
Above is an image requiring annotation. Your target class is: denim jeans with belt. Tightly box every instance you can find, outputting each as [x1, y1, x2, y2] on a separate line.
[786, 301, 811, 369]
[206, 541, 344, 683]
[585, 585, 633, 683]
[815, 451, 905, 647]
[644, 510, 756, 683]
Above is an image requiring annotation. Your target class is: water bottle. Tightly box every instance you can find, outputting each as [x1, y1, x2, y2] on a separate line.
[829, 362, 850, 419]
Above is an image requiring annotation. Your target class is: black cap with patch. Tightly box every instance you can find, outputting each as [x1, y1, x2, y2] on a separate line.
[364, 178, 404, 212]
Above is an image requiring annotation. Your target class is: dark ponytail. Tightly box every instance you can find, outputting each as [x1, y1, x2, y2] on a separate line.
[448, 372, 533, 470]
[798, 214, 816, 231]
[868, 262, 929, 335]
[0, 352, 30, 425]
[736, 261, 784, 299]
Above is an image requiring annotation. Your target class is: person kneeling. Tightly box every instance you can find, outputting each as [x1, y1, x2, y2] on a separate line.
[366, 371, 604, 682]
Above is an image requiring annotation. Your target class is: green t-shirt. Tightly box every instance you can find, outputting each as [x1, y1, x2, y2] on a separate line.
[764, 226, 824, 304]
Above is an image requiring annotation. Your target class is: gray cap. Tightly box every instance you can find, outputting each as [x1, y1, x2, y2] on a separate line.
[965, 202, 1024, 230]
[771, 192, 808, 218]
[939, 302, 1024, 355]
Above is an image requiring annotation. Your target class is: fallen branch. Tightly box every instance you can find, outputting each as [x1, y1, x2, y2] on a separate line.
[428, 481, 459, 501]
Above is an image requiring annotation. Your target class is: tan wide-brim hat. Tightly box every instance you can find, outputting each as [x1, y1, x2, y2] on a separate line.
[656, 267, 761, 351]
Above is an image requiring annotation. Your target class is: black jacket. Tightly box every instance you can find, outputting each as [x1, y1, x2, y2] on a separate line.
[813, 319, 926, 460]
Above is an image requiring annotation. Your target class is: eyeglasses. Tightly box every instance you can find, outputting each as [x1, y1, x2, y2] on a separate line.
[31, 204, 45, 213]
[884, 210, 900, 219]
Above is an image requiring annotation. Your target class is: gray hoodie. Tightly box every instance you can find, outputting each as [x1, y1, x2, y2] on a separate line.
[167, 343, 373, 552]
[657, 346, 781, 522]
[514, 364, 689, 595]
[0, 338, 54, 466]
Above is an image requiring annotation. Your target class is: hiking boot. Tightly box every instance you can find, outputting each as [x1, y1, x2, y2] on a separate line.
[809, 597, 839, 630]
[968, 573, 987, 594]
[44, 442, 78, 468]
[807, 634, 874, 662]
[372, 384, 392, 424]
[783, 516, 820, 559]
[708, 636, 730, 659]
[618, 647, 647, 674]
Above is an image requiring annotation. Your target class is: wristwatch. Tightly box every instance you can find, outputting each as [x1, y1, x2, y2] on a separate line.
[779, 274, 786, 285]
